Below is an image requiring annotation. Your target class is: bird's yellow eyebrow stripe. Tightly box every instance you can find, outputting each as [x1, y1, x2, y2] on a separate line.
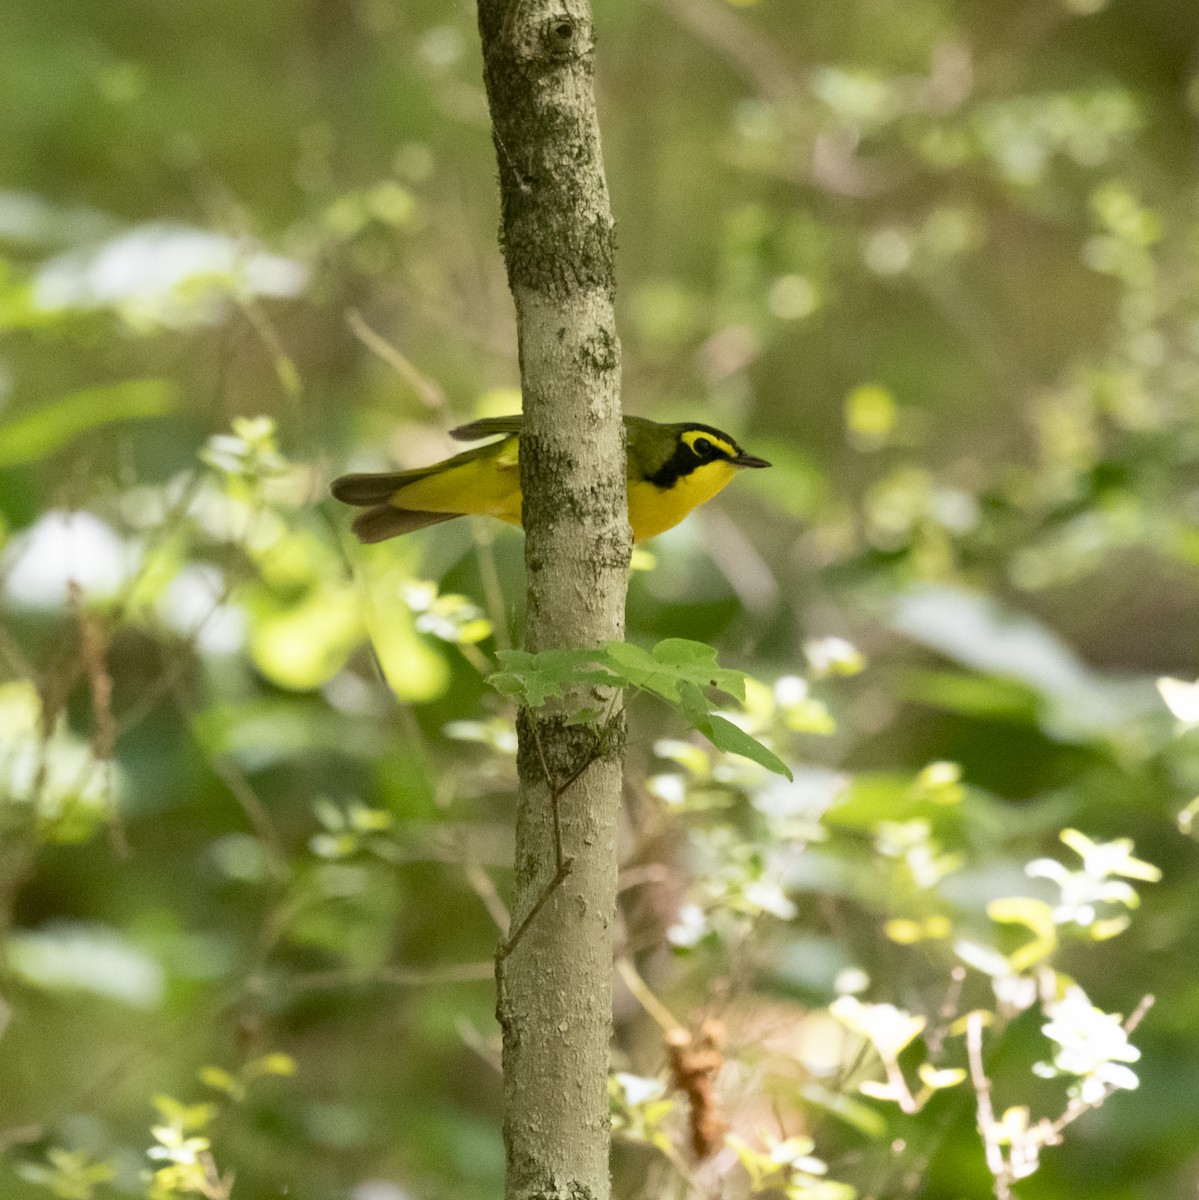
[681, 430, 736, 456]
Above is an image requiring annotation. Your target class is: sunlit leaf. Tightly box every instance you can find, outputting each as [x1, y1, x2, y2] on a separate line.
[248, 585, 364, 692]
[697, 710, 792, 780]
[0, 378, 178, 468]
[917, 1064, 966, 1090]
[988, 896, 1058, 971]
[8, 923, 164, 1008]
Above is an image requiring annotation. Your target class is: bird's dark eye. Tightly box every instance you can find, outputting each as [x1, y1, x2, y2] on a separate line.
[693, 437, 715, 460]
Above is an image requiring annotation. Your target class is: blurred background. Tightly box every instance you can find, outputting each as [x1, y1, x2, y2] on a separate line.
[2, 0, 1199, 1197]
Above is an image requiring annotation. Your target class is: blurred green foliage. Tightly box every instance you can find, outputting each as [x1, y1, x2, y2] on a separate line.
[2, 0, 1199, 1198]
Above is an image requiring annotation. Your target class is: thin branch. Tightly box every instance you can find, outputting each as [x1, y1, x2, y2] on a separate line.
[616, 957, 681, 1034]
[966, 1011, 1013, 1200]
[0, 1124, 44, 1158]
[456, 639, 494, 677]
[1044, 994, 1155, 1140]
[464, 860, 511, 934]
[345, 307, 448, 411]
[925, 965, 967, 1058]
[555, 739, 601, 801]
[234, 292, 301, 403]
[529, 718, 568, 872]
[457, 1016, 503, 1073]
[496, 856, 574, 965]
[472, 525, 512, 653]
[495, 715, 608, 964]
[288, 961, 496, 992]
[211, 758, 288, 871]
[170, 680, 288, 873]
[652, 0, 803, 108]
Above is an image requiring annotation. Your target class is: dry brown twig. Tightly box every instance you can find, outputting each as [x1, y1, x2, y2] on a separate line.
[666, 1019, 727, 1161]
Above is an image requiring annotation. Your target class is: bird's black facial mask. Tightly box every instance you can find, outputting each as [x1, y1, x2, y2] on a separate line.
[646, 425, 770, 486]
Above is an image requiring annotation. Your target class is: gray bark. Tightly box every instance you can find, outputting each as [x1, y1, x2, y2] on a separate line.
[475, 3, 629, 1200]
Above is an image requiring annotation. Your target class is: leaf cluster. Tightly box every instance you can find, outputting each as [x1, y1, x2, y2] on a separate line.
[489, 638, 793, 779]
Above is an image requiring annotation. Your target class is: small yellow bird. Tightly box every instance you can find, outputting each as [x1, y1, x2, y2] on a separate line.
[331, 415, 770, 544]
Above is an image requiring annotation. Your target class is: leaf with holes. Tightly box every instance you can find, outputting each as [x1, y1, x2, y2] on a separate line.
[601, 639, 747, 704]
[488, 649, 613, 708]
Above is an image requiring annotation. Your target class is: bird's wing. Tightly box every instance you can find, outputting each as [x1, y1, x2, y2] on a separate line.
[449, 415, 524, 441]
[623, 415, 677, 483]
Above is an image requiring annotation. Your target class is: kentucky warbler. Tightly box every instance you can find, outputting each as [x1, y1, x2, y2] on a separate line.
[330, 414, 770, 544]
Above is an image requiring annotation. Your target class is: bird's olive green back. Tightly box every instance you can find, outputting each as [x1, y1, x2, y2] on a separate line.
[449, 414, 740, 485]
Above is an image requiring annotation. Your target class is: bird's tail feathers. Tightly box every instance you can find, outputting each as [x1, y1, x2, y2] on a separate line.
[350, 505, 461, 544]
[331, 470, 429, 506]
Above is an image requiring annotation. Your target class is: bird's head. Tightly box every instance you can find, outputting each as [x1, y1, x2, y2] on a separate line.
[639, 421, 771, 488]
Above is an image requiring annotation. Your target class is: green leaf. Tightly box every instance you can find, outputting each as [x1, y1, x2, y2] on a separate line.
[198, 1066, 244, 1100]
[988, 896, 1058, 972]
[246, 1051, 297, 1077]
[676, 680, 715, 725]
[650, 638, 720, 667]
[247, 585, 364, 693]
[652, 638, 747, 701]
[488, 641, 789, 777]
[799, 1082, 888, 1138]
[564, 707, 604, 726]
[489, 648, 612, 708]
[701, 713, 792, 780]
[601, 639, 746, 704]
[0, 378, 178, 468]
[892, 668, 1040, 723]
[602, 640, 677, 698]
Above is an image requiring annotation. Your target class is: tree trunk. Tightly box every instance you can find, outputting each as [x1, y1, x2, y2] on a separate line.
[475, 3, 628, 1200]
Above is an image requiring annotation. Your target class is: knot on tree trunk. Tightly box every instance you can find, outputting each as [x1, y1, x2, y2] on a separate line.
[501, 0, 593, 66]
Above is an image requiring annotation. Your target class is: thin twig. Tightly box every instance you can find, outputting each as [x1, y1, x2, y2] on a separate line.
[0, 1124, 44, 1158]
[208, 756, 288, 874]
[616, 958, 681, 1034]
[1045, 994, 1155, 1139]
[496, 856, 574, 965]
[555, 738, 602, 800]
[457, 1016, 503, 1073]
[926, 965, 967, 1058]
[169, 679, 288, 872]
[345, 308, 447, 410]
[495, 714, 605, 961]
[457, 640, 494, 676]
[529, 719, 568, 872]
[464, 860, 510, 934]
[472, 524, 512, 653]
[288, 961, 495, 992]
[652, 0, 803, 107]
[234, 292, 301, 403]
[966, 1011, 1012, 1200]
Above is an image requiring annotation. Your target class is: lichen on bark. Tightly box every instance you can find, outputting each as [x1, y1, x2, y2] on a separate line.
[474, 2, 629, 1199]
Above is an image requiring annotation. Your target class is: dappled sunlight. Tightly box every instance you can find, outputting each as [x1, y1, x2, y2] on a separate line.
[33, 224, 309, 328]
[4, 511, 139, 608]
[1, 1, 1198, 1198]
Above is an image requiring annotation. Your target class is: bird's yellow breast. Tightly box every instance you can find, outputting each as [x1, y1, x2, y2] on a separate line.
[628, 460, 738, 542]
